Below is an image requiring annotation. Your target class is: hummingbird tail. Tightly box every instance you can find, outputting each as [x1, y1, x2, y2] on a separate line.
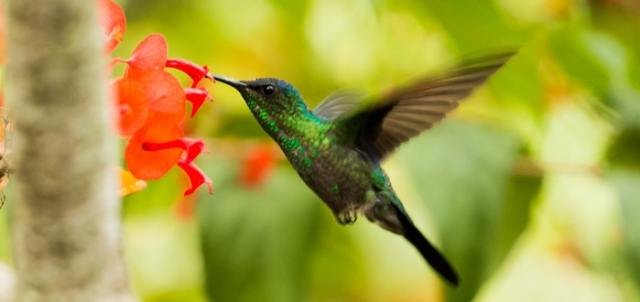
[391, 203, 460, 286]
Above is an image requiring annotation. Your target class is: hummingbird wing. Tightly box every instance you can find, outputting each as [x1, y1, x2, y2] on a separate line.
[313, 91, 363, 120]
[337, 52, 513, 161]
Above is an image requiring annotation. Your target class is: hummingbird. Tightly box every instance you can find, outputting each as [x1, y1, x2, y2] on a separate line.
[211, 52, 513, 286]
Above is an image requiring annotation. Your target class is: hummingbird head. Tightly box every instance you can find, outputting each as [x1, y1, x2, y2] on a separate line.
[212, 75, 306, 114]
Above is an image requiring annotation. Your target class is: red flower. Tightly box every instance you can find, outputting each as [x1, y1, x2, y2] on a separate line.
[114, 34, 214, 195]
[94, 10, 215, 196]
[0, 0, 220, 199]
[240, 144, 277, 188]
[2, 0, 216, 197]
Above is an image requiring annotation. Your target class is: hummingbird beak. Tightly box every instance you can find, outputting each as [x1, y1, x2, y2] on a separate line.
[209, 74, 247, 90]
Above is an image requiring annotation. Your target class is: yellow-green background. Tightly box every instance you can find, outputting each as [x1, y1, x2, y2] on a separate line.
[3, 0, 640, 301]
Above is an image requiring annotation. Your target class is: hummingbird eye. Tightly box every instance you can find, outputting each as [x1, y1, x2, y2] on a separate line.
[262, 84, 276, 96]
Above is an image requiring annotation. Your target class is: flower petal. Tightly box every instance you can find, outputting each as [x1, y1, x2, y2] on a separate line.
[119, 168, 147, 196]
[240, 144, 276, 188]
[98, 0, 126, 53]
[139, 70, 186, 125]
[113, 77, 149, 136]
[178, 160, 212, 196]
[166, 59, 209, 88]
[142, 137, 205, 166]
[184, 88, 209, 117]
[127, 34, 168, 74]
[125, 123, 184, 180]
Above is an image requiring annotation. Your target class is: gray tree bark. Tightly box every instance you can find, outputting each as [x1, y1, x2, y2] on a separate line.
[4, 0, 135, 301]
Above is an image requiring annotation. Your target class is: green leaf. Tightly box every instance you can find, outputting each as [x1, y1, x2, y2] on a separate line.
[609, 169, 640, 288]
[549, 26, 614, 95]
[549, 25, 640, 128]
[607, 127, 640, 291]
[608, 128, 640, 170]
[409, 0, 525, 51]
[197, 159, 327, 302]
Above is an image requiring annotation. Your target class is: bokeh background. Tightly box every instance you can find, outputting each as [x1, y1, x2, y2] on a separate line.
[3, 0, 640, 301]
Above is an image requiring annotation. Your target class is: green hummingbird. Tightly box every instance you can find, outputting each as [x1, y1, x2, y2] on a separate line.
[211, 52, 513, 286]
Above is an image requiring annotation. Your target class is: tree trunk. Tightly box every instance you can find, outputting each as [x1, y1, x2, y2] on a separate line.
[0, 263, 15, 302]
[4, 0, 135, 301]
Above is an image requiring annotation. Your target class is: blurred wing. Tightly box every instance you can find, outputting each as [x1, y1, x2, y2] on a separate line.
[343, 52, 513, 161]
[313, 91, 364, 120]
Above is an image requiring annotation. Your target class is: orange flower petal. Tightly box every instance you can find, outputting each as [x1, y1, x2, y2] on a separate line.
[127, 34, 168, 75]
[98, 0, 126, 53]
[139, 70, 186, 124]
[114, 77, 149, 136]
[240, 144, 276, 188]
[125, 123, 184, 180]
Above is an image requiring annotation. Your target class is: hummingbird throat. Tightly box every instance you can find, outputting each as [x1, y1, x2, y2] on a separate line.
[244, 95, 325, 169]
[246, 97, 306, 147]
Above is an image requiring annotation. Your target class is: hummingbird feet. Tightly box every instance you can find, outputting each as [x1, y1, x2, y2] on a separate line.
[337, 209, 358, 225]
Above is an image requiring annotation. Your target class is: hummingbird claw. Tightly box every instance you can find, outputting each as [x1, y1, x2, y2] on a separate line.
[337, 209, 358, 225]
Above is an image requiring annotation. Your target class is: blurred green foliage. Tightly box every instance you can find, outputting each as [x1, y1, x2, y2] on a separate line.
[2, 0, 640, 301]
[395, 121, 541, 302]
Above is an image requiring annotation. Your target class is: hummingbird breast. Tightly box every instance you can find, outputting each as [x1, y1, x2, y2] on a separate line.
[282, 130, 375, 220]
